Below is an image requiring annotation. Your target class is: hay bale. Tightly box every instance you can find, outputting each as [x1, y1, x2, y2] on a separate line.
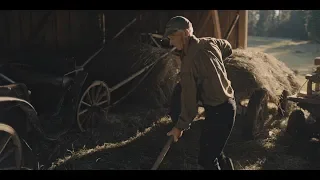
[225, 49, 301, 103]
[87, 41, 180, 108]
[90, 43, 299, 108]
[126, 44, 181, 108]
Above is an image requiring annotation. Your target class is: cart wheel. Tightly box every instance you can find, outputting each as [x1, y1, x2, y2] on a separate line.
[77, 80, 111, 132]
[278, 90, 289, 118]
[242, 88, 268, 140]
[286, 109, 307, 140]
[0, 123, 22, 170]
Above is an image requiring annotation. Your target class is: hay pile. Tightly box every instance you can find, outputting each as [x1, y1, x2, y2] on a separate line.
[225, 49, 301, 103]
[88, 41, 180, 108]
[90, 43, 299, 108]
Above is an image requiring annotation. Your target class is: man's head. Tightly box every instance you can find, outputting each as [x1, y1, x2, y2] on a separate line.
[163, 16, 194, 50]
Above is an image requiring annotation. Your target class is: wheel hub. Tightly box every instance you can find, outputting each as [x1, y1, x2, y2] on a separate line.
[90, 105, 104, 113]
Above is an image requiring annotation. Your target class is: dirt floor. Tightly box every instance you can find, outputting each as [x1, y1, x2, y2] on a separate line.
[30, 36, 320, 170]
[44, 104, 319, 170]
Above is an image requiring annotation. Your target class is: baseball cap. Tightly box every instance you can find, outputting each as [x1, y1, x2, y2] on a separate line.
[163, 16, 192, 39]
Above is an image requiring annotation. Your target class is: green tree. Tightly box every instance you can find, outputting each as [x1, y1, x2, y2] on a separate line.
[255, 10, 274, 36]
[248, 10, 259, 36]
[306, 10, 320, 43]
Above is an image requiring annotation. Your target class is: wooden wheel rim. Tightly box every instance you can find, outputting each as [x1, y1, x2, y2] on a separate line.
[77, 81, 111, 132]
[0, 123, 22, 170]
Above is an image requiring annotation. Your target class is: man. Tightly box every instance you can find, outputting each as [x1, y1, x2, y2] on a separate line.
[164, 16, 236, 170]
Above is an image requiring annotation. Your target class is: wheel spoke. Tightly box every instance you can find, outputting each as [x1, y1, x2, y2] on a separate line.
[0, 124, 22, 170]
[95, 84, 102, 102]
[96, 91, 107, 103]
[0, 134, 12, 156]
[90, 86, 96, 104]
[97, 99, 109, 106]
[0, 146, 14, 163]
[79, 109, 89, 116]
[81, 101, 91, 107]
[78, 81, 110, 132]
[86, 92, 93, 105]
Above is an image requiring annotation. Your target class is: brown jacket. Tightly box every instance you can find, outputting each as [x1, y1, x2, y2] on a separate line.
[175, 35, 234, 131]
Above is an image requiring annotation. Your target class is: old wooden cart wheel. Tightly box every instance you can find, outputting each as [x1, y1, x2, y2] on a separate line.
[242, 88, 268, 140]
[77, 81, 111, 132]
[0, 123, 22, 170]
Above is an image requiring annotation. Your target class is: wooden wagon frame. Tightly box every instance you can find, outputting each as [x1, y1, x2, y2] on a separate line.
[0, 17, 176, 170]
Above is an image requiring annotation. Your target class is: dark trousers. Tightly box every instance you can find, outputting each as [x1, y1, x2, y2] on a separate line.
[168, 83, 236, 170]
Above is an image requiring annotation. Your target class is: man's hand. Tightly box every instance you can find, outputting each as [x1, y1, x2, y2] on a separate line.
[167, 127, 183, 142]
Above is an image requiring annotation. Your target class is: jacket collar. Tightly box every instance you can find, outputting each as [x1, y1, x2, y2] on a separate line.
[181, 35, 200, 60]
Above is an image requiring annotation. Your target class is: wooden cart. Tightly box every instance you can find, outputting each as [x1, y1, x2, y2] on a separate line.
[285, 57, 320, 140]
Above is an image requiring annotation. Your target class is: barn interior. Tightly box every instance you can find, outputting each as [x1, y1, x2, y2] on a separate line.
[0, 10, 248, 109]
[0, 10, 247, 60]
[2, 10, 316, 170]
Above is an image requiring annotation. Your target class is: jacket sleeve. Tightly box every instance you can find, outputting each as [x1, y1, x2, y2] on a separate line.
[215, 39, 233, 60]
[174, 55, 199, 131]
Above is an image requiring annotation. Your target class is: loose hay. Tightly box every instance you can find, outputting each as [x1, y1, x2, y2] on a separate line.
[225, 49, 301, 103]
[88, 41, 180, 108]
[90, 42, 300, 108]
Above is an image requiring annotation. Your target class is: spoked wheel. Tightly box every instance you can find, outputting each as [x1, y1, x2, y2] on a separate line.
[242, 88, 268, 140]
[0, 123, 22, 170]
[286, 109, 307, 140]
[77, 81, 111, 132]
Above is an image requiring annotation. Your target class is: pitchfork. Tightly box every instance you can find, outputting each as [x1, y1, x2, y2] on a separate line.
[151, 135, 174, 170]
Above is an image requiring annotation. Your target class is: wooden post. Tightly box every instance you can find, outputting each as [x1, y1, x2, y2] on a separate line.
[237, 10, 248, 49]
[307, 80, 313, 96]
[211, 10, 222, 39]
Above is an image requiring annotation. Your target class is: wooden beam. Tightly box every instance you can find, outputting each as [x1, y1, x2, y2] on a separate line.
[25, 11, 53, 46]
[237, 10, 248, 49]
[211, 10, 222, 39]
[224, 13, 240, 40]
[197, 11, 211, 37]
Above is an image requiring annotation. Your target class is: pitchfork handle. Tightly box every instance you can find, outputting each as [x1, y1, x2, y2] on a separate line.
[151, 135, 174, 170]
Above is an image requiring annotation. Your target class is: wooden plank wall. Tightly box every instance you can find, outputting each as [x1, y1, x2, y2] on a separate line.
[0, 10, 245, 62]
[0, 10, 102, 60]
[132, 10, 241, 49]
[218, 10, 240, 49]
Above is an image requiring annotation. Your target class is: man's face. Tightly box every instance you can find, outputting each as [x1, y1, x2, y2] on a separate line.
[168, 30, 185, 50]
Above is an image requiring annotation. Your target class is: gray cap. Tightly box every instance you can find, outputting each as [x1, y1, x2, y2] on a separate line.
[163, 16, 192, 39]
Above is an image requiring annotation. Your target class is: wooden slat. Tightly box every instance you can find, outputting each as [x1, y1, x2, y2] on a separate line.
[159, 11, 167, 33]
[28, 10, 53, 48]
[211, 10, 222, 39]
[219, 10, 238, 48]
[219, 10, 229, 40]
[0, 10, 245, 58]
[44, 11, 56, 52]
[0, 13, 5, 50]
[238, 10, 248, 49]
[19, 11, 31, 47]
[56, 10, 70, 54]
[224, 13, 240, 40]
[196, 11, 211, 37]
[229, 10, 239, 48]
[4, 12, 11, 53]
[9, 11, 20, 50]
[70, 10, 83, 53]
